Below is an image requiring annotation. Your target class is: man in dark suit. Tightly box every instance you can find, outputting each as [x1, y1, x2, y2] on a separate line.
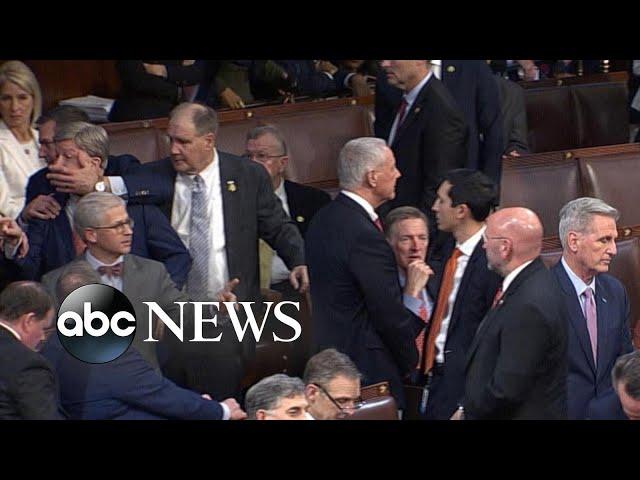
[41, 262, 246, 420]
[405, 169, 502, 420]
[376, 60, 468, 219]
[376, 60, 501, 184]
[0, 281, 64, 420]
[551, 197, 634, 419]
[306, 137, 424, 409]
[115, 103, 307, 398]
[7, 122, 190, 288]
[460, 207, 568, 420]
[495, 76, 530, 157]
[612, 351, 640, 420]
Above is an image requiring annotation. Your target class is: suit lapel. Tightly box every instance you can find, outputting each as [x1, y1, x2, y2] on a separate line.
[553, 262, 597, 374]
[595, 276, 610, 381]
[391, 79, 431, 147]
[448, 241, 481, 333]
[219, 153, 242, 277]
[121, 254, 134, 292]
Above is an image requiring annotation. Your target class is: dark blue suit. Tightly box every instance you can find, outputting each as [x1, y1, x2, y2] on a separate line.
[306, 193, 423, 408]
[551, 260, 634, 420]
[423, 235, 501, 419]
[41, 336, 224, 420]
[375, 61, 503, 184]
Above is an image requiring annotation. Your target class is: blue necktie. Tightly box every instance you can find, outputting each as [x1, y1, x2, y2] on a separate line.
[187, 175, 210, 300]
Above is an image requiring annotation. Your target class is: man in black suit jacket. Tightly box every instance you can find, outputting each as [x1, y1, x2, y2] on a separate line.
[460, 207, 568, 420]
[306, 137, 424, 409]
[412, 169, 502, 420]
[376, 60, 468, 220]
[112, 103, 308, 399]
[376, 60, 501, 184]
[0, 281, 64, 420]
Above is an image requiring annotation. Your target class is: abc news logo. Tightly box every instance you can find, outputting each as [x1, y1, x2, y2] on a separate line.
[57, 284, 301, 363]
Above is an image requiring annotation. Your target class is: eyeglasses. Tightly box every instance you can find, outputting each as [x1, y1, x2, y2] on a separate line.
[91, 218, 135, 233]
[311, 383, 364, 414]
[243, 152, 286, 162]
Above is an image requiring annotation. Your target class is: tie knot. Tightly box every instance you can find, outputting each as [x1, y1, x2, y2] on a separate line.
[451, 247, 463, 261]
[583, 287, 593, 300]
[192, 175, 204, 192]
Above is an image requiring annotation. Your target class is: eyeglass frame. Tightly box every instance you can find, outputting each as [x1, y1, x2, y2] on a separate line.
[310, 382, 365, 413]
[90, 218, 135, 233]
[243, 151, 287, 162]
[482, 232, 512, 243]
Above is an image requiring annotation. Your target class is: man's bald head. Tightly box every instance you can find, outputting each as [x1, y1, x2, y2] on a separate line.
[484, 207, 543, 276]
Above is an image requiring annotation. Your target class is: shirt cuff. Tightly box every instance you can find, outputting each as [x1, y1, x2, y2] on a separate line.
[403, 293, 424, 318]
[107, 176, 128, 197]
[320, 71, 334, 80]
[220, 401, 230, 420]
[3, 237, 21, 259]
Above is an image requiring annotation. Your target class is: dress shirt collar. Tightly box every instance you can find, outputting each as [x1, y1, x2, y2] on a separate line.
[561, 256, 596, 297]
[341, 190, 378, 222]
[502, 259, 534, 294]
[85, 250, 124, 269]
[177, 149, 219, 185]
[0, 321, 22, 341]
[457, 225, 485, 257]
[404, 69, 433, 107]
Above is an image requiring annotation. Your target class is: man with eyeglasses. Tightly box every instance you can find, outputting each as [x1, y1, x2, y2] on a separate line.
[5, 122, 191, 292]
[245, 374, 311, 420]
[460, 207, 568, 420]
[303, 348, 363, 420]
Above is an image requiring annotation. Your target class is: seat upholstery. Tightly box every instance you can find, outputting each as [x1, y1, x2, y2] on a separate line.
[348, 396, 399, 420]
[525, 87, 578, 153]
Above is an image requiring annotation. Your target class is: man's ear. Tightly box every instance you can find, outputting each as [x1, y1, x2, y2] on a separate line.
[365, 169, 377, 188]
[19, 311, 39, 333]
[279, 155, 289, 172]
[567, 231, 580, 253]
[305, 384, 318, 402]
[255, 410, 267, 420]
[204, 133, 215, 151]
[82, 228, 98, 245]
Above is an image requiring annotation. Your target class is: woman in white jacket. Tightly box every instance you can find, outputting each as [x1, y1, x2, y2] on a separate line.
[0, 60, 44, 219]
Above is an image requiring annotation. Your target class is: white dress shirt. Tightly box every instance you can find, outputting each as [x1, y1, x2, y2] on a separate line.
[435, 226, 485, 364]
[171, 150, 229, 299]
[388, 70, 433, 146]
[341, 190, 379, 223]
[430, 60, 442, 80]
[502, 259, 535, 294]
[270, 180, 292, 284]
[0, 321, 21, 341]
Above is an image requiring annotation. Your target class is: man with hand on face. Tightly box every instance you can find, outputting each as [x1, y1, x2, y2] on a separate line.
[6, 122, 190, 288]
[0, 281, 64, 420]
[551, 198, 633, 419]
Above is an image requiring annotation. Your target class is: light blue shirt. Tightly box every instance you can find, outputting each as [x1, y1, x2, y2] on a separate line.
[398, 271, 433, 319]
[561, 257, 596, 316]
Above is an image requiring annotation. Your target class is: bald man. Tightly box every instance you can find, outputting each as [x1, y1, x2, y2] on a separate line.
[459, 208, 568, 420]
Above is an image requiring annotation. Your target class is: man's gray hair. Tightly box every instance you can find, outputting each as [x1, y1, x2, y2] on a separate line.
[303, 348, 362, 386]
[337, 137, 389, 190]
[384, 206, 429, 240]
[74, 192, 126, 239]
[244, 374, 306, 419]
[558, 197, 619, 249]
[612, 351, 640, 400]
[56, 261, 101, 303]
[54, 121, 109, 169]
[170, 102, 218, 136]
[246, 124, 288, 155]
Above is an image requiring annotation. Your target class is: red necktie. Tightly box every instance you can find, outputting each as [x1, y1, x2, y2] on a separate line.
[98, 262, 124, 278]
[423, 248, 462, 373]
[396, 98, 409, 127]
[491, 286, 503, 309]
[373, 218, 384, 232]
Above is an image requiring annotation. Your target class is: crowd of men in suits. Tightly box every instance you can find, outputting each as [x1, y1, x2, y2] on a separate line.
[0, 59, 638, 420]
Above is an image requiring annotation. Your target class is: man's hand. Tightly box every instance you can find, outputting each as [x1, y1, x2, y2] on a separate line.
[219, 88, 245, 109]
[22, 194, 61, 221]
[216, 278, 240, 313]
[222, 398, 247, 420]
[289, 265, 309, 293]
[403, 260, 433, 298]
[450, 407, 465, 420]
[501, 150, 521, 161]
[201, 393, 212, 400]
[0, 217, 29, 258]
[143, 63, 168, 78]
[316, 60, 338, 76]
[46, 157, 103, 195]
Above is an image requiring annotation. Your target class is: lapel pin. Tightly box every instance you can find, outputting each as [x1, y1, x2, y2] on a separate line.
[602, 297, 607, 303]
[446, 65, 455, 73]
[414, 107, 421, 114]
[296, 215, 305, 223]
[226, 180, 237, 192]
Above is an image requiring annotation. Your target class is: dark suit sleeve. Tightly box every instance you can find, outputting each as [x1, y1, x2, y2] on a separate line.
[374, 72, 400, 139]
[502, 80, 530, 154]
[466, 303, 552, 418]
[10, 218, 48, 280]
[141, 204, 192, 289]
[123, 160, 175, 208]
[116, 61, 179, 101]
[165, 62, 203, 86]
[348, 231, 422, 375]
[474, 62, 504, 184]
[117, 350, 224, 420]
[279, 61, 338, 98]
[13, 363, 64, 420]
[254, 165, 305, 268]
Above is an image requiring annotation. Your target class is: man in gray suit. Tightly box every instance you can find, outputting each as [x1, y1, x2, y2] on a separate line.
[41, 192, 241, 400]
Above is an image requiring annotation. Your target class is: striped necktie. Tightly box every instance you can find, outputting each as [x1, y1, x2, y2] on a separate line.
[186, 175, 210, 300]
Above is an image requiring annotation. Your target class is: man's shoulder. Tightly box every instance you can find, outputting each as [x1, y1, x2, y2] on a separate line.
[125, 253, 168, 276]
[0, 333, 50, 374]
[597, 272, 628, 301]
[285, 180, 331, 203]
